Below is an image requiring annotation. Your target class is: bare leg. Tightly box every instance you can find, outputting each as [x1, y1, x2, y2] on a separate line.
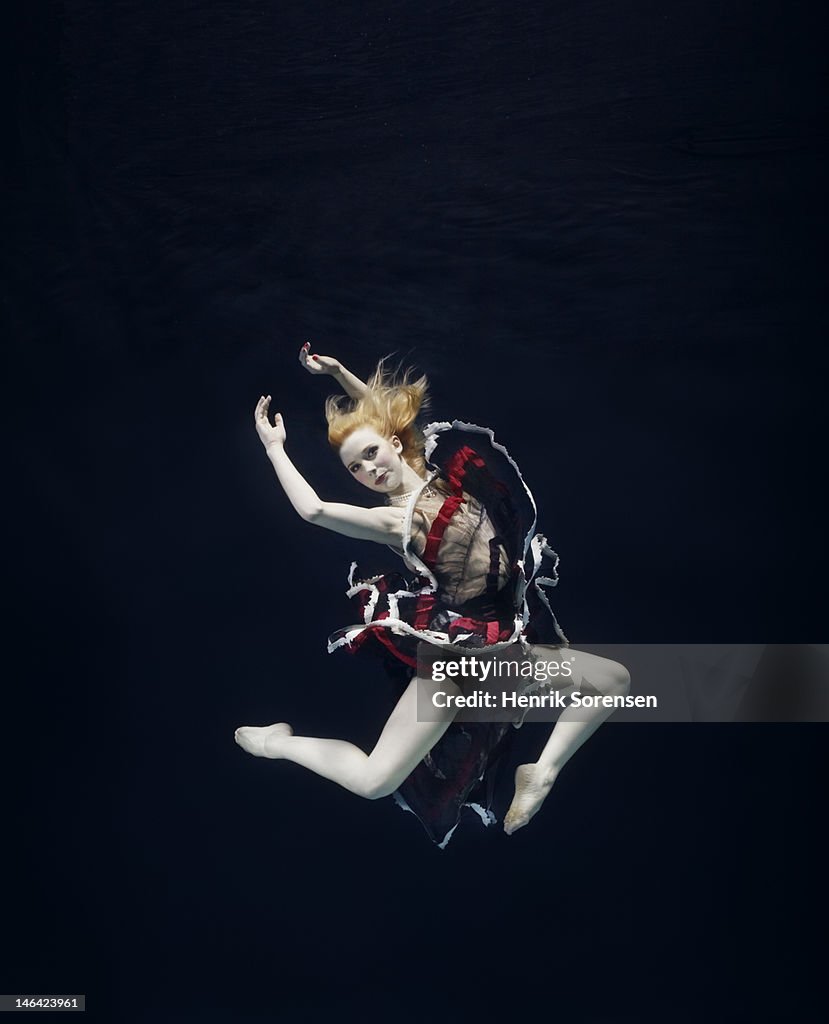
[234, 676, 461, 800]
[504, 647, 630, 834]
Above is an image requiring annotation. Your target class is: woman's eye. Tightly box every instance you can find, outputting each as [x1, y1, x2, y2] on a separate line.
[368, 447, 377, 456]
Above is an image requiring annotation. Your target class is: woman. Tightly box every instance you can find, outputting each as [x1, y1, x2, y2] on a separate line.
[235, 345, 630, 845]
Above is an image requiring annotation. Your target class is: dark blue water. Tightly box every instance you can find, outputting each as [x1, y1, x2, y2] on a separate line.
[6, 2, 826, 1021]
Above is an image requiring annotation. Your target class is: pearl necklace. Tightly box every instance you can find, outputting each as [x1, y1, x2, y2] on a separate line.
[385, 483, 439, 507]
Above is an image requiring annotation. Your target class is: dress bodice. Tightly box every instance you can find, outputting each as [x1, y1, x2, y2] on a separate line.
[388, 489, 511, 607]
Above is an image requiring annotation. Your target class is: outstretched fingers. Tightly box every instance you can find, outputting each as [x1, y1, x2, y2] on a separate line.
[255, 394, 272, 420]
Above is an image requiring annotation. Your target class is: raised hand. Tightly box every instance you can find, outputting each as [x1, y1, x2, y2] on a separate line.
[298, 341, 341, 376]
[254, 395, 286, 449]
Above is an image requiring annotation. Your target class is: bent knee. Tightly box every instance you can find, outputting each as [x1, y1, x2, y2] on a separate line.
[608, 662, 631, 695]
[588, 660, 630, 697]
[360, 774, 401, 801]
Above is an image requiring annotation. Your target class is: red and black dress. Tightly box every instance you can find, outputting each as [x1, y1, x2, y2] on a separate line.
[327, 421, 567, 847]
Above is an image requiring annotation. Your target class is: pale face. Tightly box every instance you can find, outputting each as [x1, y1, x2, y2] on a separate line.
[339, 427, 405, 494]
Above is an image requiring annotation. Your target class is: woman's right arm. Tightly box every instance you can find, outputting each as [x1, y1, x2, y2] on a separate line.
[255, 395, 403, 543]
[298, 343, 367, 399]
[255, 396, 321, 520]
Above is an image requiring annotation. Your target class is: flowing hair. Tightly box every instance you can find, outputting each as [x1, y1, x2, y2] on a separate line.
[325, 356, 432, 477]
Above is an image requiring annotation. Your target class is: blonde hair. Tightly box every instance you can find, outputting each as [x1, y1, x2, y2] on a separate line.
[325, 357, 431, 476]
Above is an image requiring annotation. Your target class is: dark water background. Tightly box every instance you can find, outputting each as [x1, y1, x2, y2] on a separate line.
[5, 2, 827, 1021]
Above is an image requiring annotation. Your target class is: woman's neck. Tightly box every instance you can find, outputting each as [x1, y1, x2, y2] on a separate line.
[386, 461, 434, 505]
[388, 461, 429, 498]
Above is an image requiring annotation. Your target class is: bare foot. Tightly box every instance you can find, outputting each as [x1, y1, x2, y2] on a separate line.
[234, 723, 294, 758]
[503, 763, 558, 835]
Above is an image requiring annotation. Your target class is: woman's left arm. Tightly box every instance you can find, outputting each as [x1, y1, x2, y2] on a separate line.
[298, 344, 368, 399]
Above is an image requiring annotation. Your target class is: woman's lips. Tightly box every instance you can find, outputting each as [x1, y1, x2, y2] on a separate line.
[375, 472, 388, 486]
